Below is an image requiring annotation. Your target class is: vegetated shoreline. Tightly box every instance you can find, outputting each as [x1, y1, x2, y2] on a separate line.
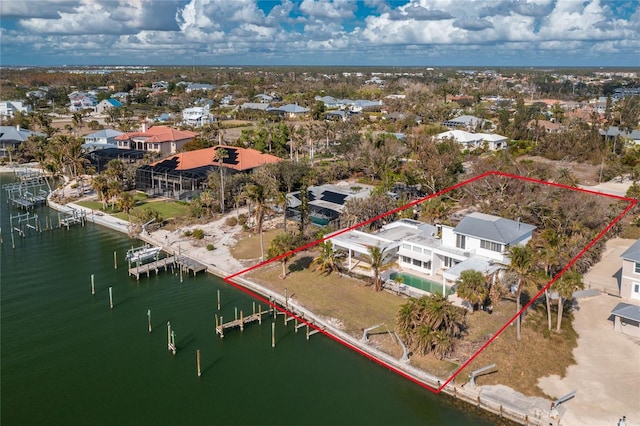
[37, 184, 552, 426]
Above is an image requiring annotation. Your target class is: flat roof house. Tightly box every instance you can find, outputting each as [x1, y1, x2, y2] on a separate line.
[330, 212, 535, 296]
[115, 123, 198, 155]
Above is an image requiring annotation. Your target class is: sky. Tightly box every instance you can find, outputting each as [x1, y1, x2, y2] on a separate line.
[1, 0, 639, 67]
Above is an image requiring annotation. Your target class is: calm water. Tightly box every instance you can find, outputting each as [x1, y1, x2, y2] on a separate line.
[0, 174, 498, 425]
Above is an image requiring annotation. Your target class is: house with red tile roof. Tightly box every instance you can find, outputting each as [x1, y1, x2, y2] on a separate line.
[135, 145, 281, 200]
[115, 123, 198, 155]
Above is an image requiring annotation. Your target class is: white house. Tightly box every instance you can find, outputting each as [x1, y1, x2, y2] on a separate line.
[95, 99, 122, 114]
[442, 115, 492, 130]
[0, 101, 31, 118]
[436, 130, 508, 151]
[82, 129, 124, 152]
[182, 105, 215, 127]
[330, 213, 535, 295]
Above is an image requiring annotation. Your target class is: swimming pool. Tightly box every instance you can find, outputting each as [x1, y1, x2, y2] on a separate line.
[389, 271, 453, 295]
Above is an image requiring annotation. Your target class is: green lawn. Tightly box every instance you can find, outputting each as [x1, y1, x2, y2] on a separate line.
[77, 193, 189, 221]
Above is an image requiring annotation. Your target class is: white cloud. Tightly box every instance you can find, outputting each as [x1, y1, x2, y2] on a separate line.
[299, 0, 356, 20]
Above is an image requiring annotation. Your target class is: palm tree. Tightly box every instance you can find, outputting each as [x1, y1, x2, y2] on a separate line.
[309, 241, 342, 276]
[367, 245, 394, 292]
[507, 244, 535, 341]
[267, 232, 297, 279]
[396, 294, 466, 359]
[534, 229, 566, 331]
[214, 147, 228, 213]
[455, 270, 489, 312]
[244, 182, 269, 261]
[553, 269, 584, 332]
[91, 175, 109, 208]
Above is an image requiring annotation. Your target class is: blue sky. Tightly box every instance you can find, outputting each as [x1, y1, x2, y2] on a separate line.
[1, 0, 639, 67]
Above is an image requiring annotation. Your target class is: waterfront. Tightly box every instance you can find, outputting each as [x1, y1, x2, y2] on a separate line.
[1, 174, 498, 425]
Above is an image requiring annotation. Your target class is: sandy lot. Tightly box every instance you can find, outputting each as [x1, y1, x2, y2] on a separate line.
[538, 293, 640, 425]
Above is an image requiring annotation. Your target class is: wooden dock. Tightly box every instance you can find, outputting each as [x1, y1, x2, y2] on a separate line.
[128, 256, 176, 279]
[215, 306, 266, 338]
[127, 254, 207, 279]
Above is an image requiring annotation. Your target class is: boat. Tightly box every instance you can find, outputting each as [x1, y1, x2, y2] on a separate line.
[125, 244, 162, 263]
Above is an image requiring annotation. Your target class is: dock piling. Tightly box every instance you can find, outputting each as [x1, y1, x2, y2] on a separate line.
[91, 274, 95, 295]
[197, 349, 201, 377]
[217, 290, 221, 311]
[108, 286, 113, 309]
[113, 251, 117, 269]
[271, 322, 275, 348]
[147, 309, 152, 333]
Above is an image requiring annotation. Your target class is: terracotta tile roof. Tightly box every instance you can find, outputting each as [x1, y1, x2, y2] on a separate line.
[151, 145, 281, 172]
[115, 125, 198, 143]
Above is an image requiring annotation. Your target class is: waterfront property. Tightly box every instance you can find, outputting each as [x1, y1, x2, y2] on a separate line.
[0, 126, 46, 159]
[135, 145, 281, 200]
[330, 213, 536, 295]
[619, 239, 640, 300]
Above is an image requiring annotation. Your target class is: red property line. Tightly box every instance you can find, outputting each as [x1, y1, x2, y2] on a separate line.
[224, 171, 637, 394]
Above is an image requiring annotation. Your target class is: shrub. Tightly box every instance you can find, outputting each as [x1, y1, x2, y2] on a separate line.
[192, 228, 204, 240]
[237, 214, 248, 225]
[184, 230, 193, 237]
[206, 244, 215, 251]
[225, 216, 238, 227]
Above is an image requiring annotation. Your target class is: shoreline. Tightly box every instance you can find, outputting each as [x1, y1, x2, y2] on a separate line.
[42, 188, 555, 426]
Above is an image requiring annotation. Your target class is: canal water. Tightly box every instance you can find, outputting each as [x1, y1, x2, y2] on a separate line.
[1, 174, 499, 425]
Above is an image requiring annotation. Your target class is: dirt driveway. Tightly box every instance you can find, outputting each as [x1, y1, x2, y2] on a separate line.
[538, 294, 640, 425]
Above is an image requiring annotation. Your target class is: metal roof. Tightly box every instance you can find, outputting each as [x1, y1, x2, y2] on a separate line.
[620, 239, 640, 263]
[454, 212, 536, 244]
[611, 302, 640, 322]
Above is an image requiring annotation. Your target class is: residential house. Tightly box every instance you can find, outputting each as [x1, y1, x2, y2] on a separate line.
[610, 303, 640, 338]
[255, 94, 273, 103]
[0, 126, 46, 159]
[442, 115, 492, 131]
[135, 145, 281, 200]
[115, 123, 198, 155]
[287, 183, 374, 226]
[527, 119, 562, 133]
[239, 103, 272, 112]
[436, 130, 508, 151]
[267, 104, 309, 119]
[182, 105, 215, 127]
[95, 98, 122, 114]
[0, 101, 31, 118]
[330, 212, 536, 295]
[600, 126, 640, 146]
[81, 129, 124, 152]
[68, 91, 98, 112]
[619, 239, 640, 300]
[185, 83, 216, 93]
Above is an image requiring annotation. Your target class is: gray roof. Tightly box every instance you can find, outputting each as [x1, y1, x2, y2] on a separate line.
[83, 129, 124, 139]
[269, 104, 309, 114]
[599, 126, 640, 140]
[611, 302, 640, 322]
[0, 126, 46, 142]
[454, 212, 536, 244]
[620, 239, 640, 262]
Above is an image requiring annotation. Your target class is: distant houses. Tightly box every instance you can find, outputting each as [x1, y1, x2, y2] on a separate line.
[442, 115, 492, 131]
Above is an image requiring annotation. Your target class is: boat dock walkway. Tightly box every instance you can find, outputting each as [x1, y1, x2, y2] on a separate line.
[127, 254, 207, 280]
[215, 305, 267, 338]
